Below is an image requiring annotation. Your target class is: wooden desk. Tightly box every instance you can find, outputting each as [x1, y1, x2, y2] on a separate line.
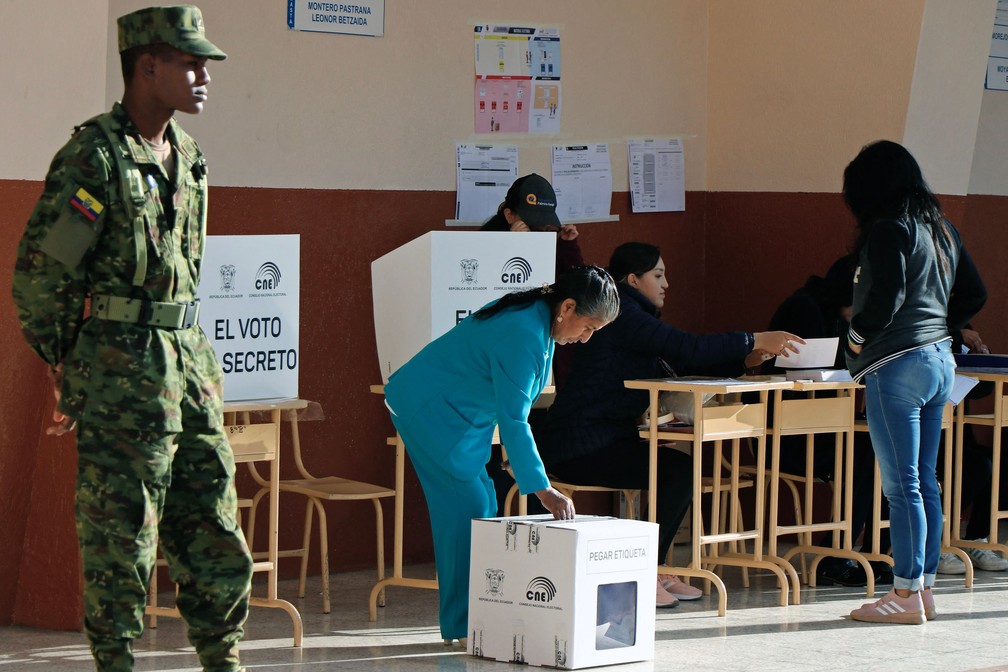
[953, 368, 1008, 562]
[766, 381, 874, 597]
[145, 398, 307, 647]
[625, 377, 795, 616]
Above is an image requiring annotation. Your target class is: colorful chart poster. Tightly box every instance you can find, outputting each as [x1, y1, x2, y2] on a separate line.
[474, 24, 561, 134]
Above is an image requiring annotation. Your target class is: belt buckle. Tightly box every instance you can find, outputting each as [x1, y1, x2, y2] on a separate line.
[181, 300, 200, 329]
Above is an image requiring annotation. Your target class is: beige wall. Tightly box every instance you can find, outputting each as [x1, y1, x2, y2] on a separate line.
[903, 0, 996, 195]
[0, 1, 108, 180]
[969, 90, 1008, 196]
[98, 1, 709, 191]
[706, 0, 925, 192]
[5, 1, 1001, 195]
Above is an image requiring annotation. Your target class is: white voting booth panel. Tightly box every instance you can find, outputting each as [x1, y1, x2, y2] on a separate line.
[468, 516, 658, 669]
[371, 231, 556, 382]
[197, 235, 300, 401]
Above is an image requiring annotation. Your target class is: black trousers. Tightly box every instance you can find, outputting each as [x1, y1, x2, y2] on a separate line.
[486, 443, 548, 515]
[548, 438, 692, 562]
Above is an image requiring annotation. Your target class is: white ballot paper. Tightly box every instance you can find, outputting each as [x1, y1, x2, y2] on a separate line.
[948, 374, 980, 406]
[454, 144, 518, 224]
[774, 337, 839, 369]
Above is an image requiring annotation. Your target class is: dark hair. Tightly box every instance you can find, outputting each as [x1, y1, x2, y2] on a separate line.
[843, 140, 952, 271]
[473, 265, 620, 324]
[120, 43, 173, 81]
[821, 254, 856, 308]
[608, 242, 661, 283]
[480, 212, 508, 231]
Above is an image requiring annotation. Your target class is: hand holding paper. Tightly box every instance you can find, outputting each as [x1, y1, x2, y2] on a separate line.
[773, 337, 839, 369]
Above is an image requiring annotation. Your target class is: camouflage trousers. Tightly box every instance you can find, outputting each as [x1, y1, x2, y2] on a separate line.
[75, 422, 253, 672]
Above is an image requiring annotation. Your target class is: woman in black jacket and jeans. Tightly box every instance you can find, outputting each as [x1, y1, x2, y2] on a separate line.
[532, 242, 801, 607]
[843, 141, 986, 624]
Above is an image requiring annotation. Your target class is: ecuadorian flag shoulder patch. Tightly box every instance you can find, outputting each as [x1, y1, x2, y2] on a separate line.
[69, 186, 104, 222]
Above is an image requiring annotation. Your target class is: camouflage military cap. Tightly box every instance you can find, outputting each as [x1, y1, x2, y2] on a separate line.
[117, 5, 226, 60]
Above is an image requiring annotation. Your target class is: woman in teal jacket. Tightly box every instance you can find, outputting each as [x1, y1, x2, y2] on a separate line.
[384, 266, 620, 644]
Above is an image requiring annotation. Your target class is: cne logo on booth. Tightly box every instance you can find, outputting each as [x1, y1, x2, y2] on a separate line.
[500, 257, 532, 284]
[526, 576, 557, 603]
[254, 261, 282, 291]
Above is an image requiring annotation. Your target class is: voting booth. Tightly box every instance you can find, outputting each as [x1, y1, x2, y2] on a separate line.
[371, 231, 557, 382]
[468, 515, 658, 669]
[197, 234, 300, 401]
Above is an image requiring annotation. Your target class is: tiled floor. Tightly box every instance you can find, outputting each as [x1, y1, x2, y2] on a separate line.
[2, 555, 1007, 672]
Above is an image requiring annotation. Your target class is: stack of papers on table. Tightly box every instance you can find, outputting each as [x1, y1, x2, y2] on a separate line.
[784, 369, 853, 382]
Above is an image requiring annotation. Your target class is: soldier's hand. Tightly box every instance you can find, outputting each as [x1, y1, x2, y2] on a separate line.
[45, 364, 76, 436]
[46, 410, 77, 436]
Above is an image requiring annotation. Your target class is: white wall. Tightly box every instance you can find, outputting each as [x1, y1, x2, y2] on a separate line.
[0, 1, 108, 180]
[706, 0, 925, 193]
[4, 1, 1003, 197]
[969, 89, 1008, 196]
[902, 0, 996, 196]
[0, 0, 711, 192]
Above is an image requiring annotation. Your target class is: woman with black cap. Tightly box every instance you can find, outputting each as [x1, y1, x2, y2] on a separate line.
[481, 174, 587, 515]
[481, 173, 584, 272]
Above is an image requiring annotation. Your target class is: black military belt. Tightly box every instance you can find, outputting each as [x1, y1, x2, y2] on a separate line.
[91, 294, 200, 329]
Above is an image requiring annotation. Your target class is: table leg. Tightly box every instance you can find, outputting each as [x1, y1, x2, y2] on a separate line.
[369, 434, 437, 622]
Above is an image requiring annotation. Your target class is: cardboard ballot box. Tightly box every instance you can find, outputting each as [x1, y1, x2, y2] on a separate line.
[468, 515, 658, 669]
[371, 231, 556, 382]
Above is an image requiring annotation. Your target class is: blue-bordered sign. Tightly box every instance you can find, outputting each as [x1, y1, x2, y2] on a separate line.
[287, 0, 385, 37]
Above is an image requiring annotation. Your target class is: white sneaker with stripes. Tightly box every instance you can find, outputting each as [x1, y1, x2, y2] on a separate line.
[937, 552, 966, 575]
[965, 540, 1008, 571]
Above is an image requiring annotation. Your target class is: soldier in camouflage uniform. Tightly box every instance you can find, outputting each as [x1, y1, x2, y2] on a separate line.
[11, 6, 252, 672]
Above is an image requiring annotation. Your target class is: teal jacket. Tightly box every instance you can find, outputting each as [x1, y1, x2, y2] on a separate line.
[385, 300, 554, 495]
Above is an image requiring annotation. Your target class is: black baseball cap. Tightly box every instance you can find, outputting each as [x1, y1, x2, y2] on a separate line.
[505, 174, 561, 230]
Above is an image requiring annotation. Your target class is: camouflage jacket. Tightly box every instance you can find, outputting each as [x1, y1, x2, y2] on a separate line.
[12, 102, 223, 432]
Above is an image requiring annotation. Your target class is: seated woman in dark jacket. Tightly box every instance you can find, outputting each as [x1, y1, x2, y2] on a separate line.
[532, 241, 801, 608]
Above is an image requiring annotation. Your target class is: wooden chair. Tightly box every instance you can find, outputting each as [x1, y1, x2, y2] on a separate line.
[499, 440, 640, 519]
[503, 478, 639, 518]
[245, 406, 396, 613]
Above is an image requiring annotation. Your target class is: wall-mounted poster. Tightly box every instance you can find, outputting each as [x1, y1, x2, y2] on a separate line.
[474, 24, 561, 134]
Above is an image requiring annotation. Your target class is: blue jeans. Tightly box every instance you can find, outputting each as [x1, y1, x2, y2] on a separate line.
[864, 341, 954, 591]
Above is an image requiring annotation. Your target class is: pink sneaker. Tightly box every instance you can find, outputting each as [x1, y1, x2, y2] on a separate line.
[660, 574, 703, 601]
[850, 589, 925, 625]
[922, 587, 936, 620]
[655, 577, 679, 609]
